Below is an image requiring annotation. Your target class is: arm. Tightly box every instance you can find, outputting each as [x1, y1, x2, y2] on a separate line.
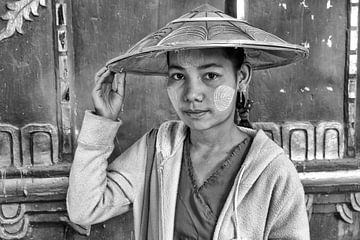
[66, 111, 148, 225]
[267, 156, 310, 240]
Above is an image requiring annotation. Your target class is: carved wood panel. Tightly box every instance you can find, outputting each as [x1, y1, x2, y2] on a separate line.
[254, 121, 344, 161]
[0, 123, 58, 167]
[0, 0, 57, 127]
[0, 201, 67, 240]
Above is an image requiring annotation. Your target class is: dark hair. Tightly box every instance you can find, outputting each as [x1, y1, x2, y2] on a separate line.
[221, 47, 245, 72]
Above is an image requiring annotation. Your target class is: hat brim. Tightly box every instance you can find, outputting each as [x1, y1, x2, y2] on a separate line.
[107, 40, 308, 76]
[106, 4, 309, 76]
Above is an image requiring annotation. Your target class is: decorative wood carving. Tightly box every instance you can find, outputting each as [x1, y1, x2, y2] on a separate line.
[0, 177, 68, 201]
[281, 122, 315, 161]
[254, 121, 345, 162]
[0, 123, 58, 167]
[0, 0, 46, 41]
[0, 122, 65, 203]
[315, 122, 344, 160]
[0, 201, 68, 239]
[345, 0, 358, 157]
[57, 29, 67, 52]
[0, 203, 26, 224]
[21, 124, 58, 166]
[0, 124, 20, 167]
[55, 3, 66, 26]
[307, 193, 360, 225]
[336, 203, 353, 224]
[56, 2, 72, 154]
[299, 169, 360, 188]
[350, 192, 360, 212]
[0, 203, 28, 239]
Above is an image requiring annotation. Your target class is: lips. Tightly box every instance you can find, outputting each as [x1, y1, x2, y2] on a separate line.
[183, 109, 209, 118]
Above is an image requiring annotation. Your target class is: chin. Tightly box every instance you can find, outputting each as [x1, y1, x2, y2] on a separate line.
[177, 111, 234, 131]
[185, 121, 212, 131]
[180, 117, 222, 131]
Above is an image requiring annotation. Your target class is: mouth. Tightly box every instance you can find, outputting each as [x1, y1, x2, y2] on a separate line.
[182, 109, 209, 118]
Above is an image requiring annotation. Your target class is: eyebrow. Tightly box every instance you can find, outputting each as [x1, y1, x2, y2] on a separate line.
[168, 63, 224, 70]
[198, 63, 224, 70]
[168, 65, 184, 70]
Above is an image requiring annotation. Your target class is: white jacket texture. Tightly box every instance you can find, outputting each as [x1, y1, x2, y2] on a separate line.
[67, 111, 310, 240]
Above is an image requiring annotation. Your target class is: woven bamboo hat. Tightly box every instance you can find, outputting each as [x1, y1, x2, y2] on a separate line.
[106, 4, 308, 76]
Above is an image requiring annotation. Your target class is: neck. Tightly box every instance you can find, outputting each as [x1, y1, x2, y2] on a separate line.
[189, 121, 244, 151]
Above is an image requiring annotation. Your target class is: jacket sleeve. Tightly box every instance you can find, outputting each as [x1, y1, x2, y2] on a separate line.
[267, 155, 310, 240]
[66, 111, 148, 226]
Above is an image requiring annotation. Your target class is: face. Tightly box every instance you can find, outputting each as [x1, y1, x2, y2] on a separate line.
[167, 48, 243, 131]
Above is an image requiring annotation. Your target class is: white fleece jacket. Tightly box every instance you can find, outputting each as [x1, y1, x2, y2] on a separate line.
[67, 111, 310, 240]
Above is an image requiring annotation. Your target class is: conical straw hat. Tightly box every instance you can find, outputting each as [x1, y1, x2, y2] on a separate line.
[107, 4, 308, 76]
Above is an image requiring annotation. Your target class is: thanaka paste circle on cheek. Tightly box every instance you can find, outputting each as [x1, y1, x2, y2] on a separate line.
[214, 85, 235, 111]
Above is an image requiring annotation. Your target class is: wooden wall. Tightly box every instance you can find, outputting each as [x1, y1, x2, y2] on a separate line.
[244, 0, 360, 239]
[248, 0, 346, 123]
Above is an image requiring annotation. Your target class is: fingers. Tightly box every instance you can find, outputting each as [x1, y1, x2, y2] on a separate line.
[95, 67, 107, 79]
[112, 73, 118, 91]
[94, 68, 114, 92]
[114, 72, 126, 98]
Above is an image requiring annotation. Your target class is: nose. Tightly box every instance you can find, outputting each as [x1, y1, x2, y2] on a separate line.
[183, 76, 205, 102]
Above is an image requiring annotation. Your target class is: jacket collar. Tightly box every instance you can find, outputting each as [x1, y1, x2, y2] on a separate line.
[156, 120, 284, 185]
[154, 121, 285, 240]
[156, 120, 187, 164]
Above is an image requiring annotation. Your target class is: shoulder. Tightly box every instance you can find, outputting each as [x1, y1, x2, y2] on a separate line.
[263, 153, 304, 195]
[268, 154, 299, 176]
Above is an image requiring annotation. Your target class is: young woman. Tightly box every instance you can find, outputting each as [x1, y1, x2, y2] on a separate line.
[67, 5, 310, 240]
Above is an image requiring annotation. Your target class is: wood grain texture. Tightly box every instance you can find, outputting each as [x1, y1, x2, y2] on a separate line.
[0, 0, 57, 126]
[247, 0, 346, 123]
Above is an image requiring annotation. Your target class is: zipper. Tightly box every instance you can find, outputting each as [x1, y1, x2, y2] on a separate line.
[158, 164, 165, 240]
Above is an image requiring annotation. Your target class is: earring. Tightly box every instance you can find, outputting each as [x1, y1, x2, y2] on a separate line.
[235, 91, 253, 128]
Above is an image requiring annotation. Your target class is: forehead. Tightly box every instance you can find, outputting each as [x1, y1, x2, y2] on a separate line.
[168, 48, 230, 68]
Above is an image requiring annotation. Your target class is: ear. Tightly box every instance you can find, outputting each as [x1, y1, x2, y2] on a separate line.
[236, 63, 252, 92]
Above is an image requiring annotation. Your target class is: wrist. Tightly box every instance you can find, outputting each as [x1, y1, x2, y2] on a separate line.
[93, 109, 119, 122]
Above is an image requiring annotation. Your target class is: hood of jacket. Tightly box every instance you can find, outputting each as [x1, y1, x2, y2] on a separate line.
[154, 120, 285, 239]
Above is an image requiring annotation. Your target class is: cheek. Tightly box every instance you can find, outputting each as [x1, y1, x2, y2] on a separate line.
[167, 87, 180, 109]
[213, 85, 235, 112]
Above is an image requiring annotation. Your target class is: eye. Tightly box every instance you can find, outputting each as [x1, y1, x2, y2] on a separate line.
[170, 73, 185, 81]
[204, 72, 219, 81]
